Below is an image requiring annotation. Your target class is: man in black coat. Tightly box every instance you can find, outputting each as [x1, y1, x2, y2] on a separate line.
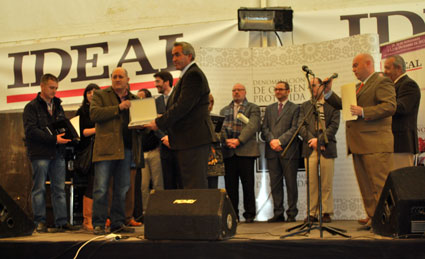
[384, 54, 421, 169]
[146, 42, 212, 189]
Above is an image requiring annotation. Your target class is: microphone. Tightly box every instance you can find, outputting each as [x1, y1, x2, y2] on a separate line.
[322, 73, 338, 85]
[302, 65, 315, 76]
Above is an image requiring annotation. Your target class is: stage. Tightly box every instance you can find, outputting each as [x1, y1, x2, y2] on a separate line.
[1, 220, 424, 259]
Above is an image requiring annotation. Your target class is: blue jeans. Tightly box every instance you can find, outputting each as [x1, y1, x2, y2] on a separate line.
[31, 155, 67, 226]
[92, 148, 132, 230]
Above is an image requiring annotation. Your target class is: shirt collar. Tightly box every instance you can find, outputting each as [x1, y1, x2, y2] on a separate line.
[179, 61, 196, 78]
[394, 73, 407, 84]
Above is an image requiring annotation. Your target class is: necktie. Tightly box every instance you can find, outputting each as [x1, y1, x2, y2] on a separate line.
[278, 102, 283, 115]
[356, 82, 365, 95]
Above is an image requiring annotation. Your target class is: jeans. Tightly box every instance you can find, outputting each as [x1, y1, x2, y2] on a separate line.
[92, 148, 132, 230]
[31, 155, 67, 226]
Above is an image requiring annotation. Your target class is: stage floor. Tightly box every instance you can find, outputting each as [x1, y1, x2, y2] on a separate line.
[1, 220, 425, 259]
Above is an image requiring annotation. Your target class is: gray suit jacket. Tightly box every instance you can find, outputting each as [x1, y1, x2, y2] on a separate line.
[220, 101, 261, 158]
[262, 101, 300, 160]
[326, 72, 396, 154]
[298, 100, 340, 158]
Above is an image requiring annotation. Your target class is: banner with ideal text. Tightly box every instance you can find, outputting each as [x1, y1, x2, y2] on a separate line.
[380, 32, 425, 163]
[201, 33, 380, 220]
[0, 20, 248, 111]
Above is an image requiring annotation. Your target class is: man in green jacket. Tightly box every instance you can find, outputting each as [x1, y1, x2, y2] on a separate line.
[90, 67, 143, 235]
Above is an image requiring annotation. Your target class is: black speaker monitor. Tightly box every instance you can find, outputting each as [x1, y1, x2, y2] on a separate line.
[0, 185, 35, 238]
[372, 166, 425, 237]
[144, 189, 237, 240]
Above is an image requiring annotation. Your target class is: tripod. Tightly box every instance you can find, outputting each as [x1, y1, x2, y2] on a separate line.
[281, 73, 349, 238]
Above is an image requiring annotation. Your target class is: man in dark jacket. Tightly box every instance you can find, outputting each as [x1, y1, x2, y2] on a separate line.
[23, 73, 76, 233]
[145, 42, 212, 189]
[384, 55, 421, 169]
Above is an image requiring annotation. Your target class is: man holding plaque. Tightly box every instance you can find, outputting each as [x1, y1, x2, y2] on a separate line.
[90, 67, 143, 235]
[145, 42, 212, 189]
[324, 53, 396, 228]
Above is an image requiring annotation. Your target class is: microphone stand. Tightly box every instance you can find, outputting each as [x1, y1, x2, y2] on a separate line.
[280, 73, 349, 239]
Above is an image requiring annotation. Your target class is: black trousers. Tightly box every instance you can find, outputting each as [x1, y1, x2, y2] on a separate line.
[224, 156, 256, 220]
[175, 144, 210, 189]
[160, 145, 182, 189]
[267, 157, 299, 218]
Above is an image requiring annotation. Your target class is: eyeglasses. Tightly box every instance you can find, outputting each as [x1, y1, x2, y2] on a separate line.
[274, 88, 289, 91]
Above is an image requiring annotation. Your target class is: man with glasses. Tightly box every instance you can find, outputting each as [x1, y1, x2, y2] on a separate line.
[220, 83, 260, 223]
[262, 81, 300, 222]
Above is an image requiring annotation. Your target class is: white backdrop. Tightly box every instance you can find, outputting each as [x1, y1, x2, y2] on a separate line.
[200, 33, 379, 220]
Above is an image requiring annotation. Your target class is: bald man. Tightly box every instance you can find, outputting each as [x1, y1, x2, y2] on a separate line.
[90, 67, 143, 235]
[220, 83, 261, 223]
[324, 53, 396, 228]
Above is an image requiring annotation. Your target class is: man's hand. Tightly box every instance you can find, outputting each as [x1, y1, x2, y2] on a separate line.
[119, 100, 131, 111]
[308, 138, 318, 150]
[350, 105, 363, 116]
[144, 120, 158, 131]
[269, 139, 283, 152]
[161, 135, 170, 148]
[226, 138, 240, 149]
[56, 133, 71, 144]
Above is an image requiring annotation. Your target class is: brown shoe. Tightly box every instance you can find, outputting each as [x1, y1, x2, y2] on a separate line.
[357, 218, 370, 225]
[322, 213, 331, 223]
[127, 219, 142, 227]
[304, 216, 318, 223]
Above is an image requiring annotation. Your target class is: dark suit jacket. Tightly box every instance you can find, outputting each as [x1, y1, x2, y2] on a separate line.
[156, 63, 212, 150]
[261, 101, 300, 160]
[392, 75, 421, 154]
[326, 72, 396, 154]
[298, 100, 340, 158]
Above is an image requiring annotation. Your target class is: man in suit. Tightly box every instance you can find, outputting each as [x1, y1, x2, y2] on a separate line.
[324, 53, 396, 227]
[299, 78, 340, 223]
[153, 71, 182, 189]
[90, 67, 143, 235]
[384, 55, 421, 169]
[145, 42, 212, 189]
[220, 83, 260, 223]
[262, 81, 300, 223]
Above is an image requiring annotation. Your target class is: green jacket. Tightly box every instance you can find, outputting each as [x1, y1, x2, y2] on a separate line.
[90, 87, 144, 168]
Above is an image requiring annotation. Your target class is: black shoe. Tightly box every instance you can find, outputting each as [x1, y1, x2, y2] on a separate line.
[36, 222, 47, 233]
[286, 216, 296, 222]
[93, 226, 106, 235]
[60, 223, 80, 231]
[267, 215, 285, 223]
[111, 225, 135, 233]
[245, 218, 254, 223]
[322, 213, 332, 223]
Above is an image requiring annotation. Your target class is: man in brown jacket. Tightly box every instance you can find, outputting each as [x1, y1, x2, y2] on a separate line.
[324, 53, 396, 228]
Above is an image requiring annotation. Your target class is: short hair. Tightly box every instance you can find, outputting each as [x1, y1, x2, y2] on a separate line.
[41, 73, 58, 84]
[276, 81, 290, 90]
[154, 71, 174, 87]
[112, 67, 129, 77]
[138, 88, 152, 98]
[388, 55, 406, 73]
[82, 83, 100, 105]
[174, 41, 196, 61]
